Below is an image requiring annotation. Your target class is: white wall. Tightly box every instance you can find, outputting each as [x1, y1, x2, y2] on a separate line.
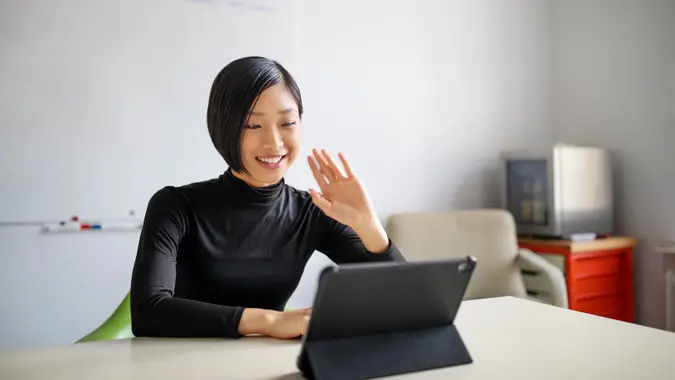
[550, 0, 675, 328]
[286, 0, 553, 309]
[0, 0, 552, 350]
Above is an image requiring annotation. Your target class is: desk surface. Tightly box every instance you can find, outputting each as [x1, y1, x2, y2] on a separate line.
[2, 297, 675, 380]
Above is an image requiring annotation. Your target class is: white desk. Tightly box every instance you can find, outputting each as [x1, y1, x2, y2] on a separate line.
[2, 297, 675, 380]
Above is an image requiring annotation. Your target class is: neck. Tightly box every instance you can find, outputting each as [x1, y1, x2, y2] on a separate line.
[223, 168, 285, 206]
[231, 170, 281, 188]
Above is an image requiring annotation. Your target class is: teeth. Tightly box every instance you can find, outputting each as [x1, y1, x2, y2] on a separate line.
[257, 156, 284, 164]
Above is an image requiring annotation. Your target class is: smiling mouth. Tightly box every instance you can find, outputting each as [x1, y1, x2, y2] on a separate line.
[256, 155, 286, 164]
[255, 155, 287, 168]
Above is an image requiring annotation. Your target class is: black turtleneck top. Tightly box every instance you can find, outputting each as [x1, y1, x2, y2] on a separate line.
[129, 169, 405, 339]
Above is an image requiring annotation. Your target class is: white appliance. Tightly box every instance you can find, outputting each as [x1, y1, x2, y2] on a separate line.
[499, 144, 614, 239]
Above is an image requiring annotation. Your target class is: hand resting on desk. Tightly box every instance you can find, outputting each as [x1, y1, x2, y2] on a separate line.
[239, 308, 312, 339]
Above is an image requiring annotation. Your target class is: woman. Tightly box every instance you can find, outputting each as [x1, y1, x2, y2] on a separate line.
[129, 56, 405, 340]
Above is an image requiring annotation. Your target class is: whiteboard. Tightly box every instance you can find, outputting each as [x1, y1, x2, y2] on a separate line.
[0, 0, 301, 222]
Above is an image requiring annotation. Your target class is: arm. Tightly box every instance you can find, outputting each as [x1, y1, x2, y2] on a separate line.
[351, 215, 391, 254]
[129, 188, 275, 338]
[305, 149, 406, 263]
[517, 248, 569, 308]
[316, 210, 406, 263]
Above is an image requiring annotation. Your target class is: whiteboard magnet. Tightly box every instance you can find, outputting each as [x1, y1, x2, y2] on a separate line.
[40, 220, 142, 233]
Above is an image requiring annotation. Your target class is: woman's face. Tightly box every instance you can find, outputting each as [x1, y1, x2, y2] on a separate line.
[234, 83, 301, 187]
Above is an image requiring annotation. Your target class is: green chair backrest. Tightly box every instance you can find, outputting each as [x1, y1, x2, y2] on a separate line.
[77, 293, 134, 343]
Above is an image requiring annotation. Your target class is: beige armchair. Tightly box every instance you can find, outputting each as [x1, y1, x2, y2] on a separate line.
[386, 209, 568, 308]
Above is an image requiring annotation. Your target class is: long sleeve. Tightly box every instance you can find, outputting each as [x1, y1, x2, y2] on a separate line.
[315, 212, 406, 264]
[129, 187, 245, 339]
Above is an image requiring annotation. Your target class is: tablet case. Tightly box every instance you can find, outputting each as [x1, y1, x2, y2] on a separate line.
[297, 257, 476, 380]
[298, 324, 472, 380]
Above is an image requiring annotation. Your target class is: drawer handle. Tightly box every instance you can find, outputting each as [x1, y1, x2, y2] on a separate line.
[527, 290, 550, 297]
[576, 291, 619, 301]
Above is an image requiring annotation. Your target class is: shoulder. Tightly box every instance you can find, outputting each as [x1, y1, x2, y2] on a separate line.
[282, 183, 325, 216]
[282, 183, 320, 213]
[142, 177, 226, 236]
[283, 183, 312, 202]
[173, 176, 225, 200]
[146, 176, 224, 214]
[281, 183, 333, 225]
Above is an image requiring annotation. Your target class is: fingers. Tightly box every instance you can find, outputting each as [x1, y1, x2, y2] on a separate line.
[301, 315, 310, 335]
[312, 148, 339, 182]
[287, 307, 312, 315]
[337, 152, 355, 178]
[319, 149, 346, 180]
[308, 148, 356, 184]
[308, 155, 328, 188]
[288, 309, 311, 337]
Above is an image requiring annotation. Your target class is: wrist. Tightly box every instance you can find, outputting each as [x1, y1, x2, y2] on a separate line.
[353, 214, 390, 254]
[238, 308, 279, 336]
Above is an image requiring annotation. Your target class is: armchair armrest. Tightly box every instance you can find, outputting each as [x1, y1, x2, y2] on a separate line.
[517, 248, 569, 308]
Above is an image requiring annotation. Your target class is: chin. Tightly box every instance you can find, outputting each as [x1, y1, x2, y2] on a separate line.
[244, 157, 292, 186]
[247, 172, 284, 187]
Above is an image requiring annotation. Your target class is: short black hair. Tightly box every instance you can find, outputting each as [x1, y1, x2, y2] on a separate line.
[207, 56, 303, 174]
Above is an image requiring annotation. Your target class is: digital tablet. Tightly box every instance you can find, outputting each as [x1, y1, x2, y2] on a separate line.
[296, 256, 477, 380]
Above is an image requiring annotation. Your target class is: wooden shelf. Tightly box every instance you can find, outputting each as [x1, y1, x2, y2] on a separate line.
[518, 236, 638, 253]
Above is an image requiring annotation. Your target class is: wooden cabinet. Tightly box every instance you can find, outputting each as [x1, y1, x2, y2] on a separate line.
[518, 237, 637, 323]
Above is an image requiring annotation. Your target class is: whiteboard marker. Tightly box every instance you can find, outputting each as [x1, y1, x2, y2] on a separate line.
[40, 220, 142, 233]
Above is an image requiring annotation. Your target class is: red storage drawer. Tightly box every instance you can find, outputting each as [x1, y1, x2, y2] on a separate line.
[571, 254, 621, 280]
[571, 274, 621, 297]
[519, 237, 637, 323]
[575, 295, 622, 319]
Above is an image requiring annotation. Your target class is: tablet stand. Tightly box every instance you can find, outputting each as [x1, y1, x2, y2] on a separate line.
[298, 324, 472, 380]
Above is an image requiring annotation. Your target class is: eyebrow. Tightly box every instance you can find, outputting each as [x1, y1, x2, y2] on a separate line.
[249, 108, 296, 116]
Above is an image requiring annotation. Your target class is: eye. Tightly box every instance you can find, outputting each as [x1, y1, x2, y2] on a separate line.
[245, 124, 261, 129]
[281, 121, 297, 128]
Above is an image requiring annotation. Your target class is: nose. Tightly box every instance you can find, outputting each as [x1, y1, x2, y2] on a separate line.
[261, 126, 284, 150]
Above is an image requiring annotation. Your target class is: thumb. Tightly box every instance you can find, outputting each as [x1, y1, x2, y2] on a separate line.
[309, 188, 332, 214]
